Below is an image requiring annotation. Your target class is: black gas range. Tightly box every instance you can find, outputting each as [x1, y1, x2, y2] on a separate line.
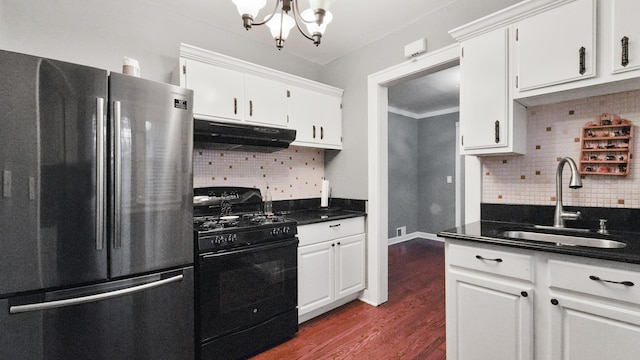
[193, 187, 299, 360]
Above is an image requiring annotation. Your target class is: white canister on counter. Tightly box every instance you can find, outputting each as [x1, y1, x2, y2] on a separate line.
[122, 57, 140, 77]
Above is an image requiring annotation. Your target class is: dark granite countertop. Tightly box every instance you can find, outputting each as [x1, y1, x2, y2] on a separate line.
[438, 220, 640, 264]
[278, 208, 366, 225]
[272, 197, 366, 225]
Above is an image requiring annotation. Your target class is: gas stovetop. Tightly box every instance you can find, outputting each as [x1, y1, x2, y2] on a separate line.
[193, 187, 297, 253]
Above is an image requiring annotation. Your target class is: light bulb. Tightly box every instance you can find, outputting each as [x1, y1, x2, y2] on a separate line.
[265, 13, 296, 40]
[301, 9, 332, 34]
[232, 0, 267, 18]
[308, 0, 336, 11]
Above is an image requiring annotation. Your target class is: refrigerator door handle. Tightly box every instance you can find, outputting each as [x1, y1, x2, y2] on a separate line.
[96, 97, 105, 251]
[9, 274, 184, 314]
[113, 100, 122, 249]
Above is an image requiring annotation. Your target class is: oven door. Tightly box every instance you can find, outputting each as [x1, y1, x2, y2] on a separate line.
[198, 237, 298, 344]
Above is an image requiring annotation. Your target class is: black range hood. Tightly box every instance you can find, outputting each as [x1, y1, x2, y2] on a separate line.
[194, 119, 296, 153]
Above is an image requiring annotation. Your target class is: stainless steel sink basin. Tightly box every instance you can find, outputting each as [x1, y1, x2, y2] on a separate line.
[502, 230, 626, 249]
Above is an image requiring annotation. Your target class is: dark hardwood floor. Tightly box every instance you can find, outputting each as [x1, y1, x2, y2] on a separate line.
[251, 239, 446, 360]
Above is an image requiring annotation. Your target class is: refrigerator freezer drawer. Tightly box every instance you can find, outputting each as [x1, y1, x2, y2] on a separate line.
[1, 267, 194, 360]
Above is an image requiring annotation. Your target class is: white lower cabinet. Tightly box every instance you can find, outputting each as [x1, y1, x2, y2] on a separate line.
[297, 217, 365, 321]
[547, 259, 640, 360]
[445, 238, 640, 360]
[446, 242, 534, 360]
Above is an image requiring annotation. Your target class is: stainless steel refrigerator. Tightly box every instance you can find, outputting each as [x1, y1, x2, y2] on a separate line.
[0, 50, 194, 359]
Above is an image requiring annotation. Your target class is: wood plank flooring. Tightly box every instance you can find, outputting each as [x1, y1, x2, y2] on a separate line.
[251, 239, 446, 360]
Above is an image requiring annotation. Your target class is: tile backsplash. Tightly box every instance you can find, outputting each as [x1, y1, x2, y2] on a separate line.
[483, 89, 640, 208]
[193, 146, 325, 200]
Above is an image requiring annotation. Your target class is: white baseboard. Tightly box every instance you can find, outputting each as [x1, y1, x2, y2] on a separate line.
[388, 231, 443, 245]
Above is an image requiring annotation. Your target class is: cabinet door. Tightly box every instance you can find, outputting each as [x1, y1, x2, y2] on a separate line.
[447, 274, 533, 360]
[459, 27, 509, 152]
[288, 86, 318, 144]
[549, 295, 640, 360]
[244, 74, 289, 127]
[298, 242, 334, 315]
[611, 0, 640, 74]
[184, 60, 244, 121]
[335, 234, 365, 298]
[516, 0, 595, 91]
[317, 93, 342, 148]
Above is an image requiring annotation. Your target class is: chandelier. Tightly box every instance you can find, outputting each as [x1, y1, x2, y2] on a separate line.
[231, 0, 336, 50]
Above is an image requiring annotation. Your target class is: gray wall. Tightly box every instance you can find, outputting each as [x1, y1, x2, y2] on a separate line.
[387, 113, 458, 238]
[387, 113, 419, 238]
[0, 0, 322, 84]
[0, 0, 521, 201]
[322, 0, 521, 200]
[418, 113, 457, 234]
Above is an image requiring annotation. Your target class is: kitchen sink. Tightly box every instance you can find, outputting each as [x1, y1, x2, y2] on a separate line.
[502, 230, 627, 249]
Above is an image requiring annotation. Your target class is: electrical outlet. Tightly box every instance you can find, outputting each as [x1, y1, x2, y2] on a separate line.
[396, 226, 406, 237]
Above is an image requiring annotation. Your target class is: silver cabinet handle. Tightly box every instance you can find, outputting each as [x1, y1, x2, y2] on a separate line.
[9, 275, 184, 314]
[96, 97, 105, 251]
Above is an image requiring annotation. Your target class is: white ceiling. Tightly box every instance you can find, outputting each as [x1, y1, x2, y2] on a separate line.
[155, 0, 471, 117]
[157, 0, 462, 65]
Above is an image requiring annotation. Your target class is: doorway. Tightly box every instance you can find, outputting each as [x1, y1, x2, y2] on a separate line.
[363, 44, 482, 307]
[387, 65, 463, 244]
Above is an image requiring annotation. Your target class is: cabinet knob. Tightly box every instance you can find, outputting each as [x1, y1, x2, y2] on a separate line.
[550, 298, 559, 306]
[520, 291, 528, 298]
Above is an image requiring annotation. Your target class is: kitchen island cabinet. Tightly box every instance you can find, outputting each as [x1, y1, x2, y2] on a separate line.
[442, 227, 640, 360]
[297, 216, 365, 323]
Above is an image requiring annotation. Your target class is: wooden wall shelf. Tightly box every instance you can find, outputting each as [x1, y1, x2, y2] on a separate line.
[580, 115, 633, 176]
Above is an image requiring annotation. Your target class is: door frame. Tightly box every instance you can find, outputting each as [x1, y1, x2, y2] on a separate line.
[362, 43, 482, 306]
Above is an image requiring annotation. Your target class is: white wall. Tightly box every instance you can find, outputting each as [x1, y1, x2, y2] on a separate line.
[321, 0, 522, 200]
[0, 0, 322, 84]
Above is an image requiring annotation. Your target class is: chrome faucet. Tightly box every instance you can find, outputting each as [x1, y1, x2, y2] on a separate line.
[554, 157, 583, 227]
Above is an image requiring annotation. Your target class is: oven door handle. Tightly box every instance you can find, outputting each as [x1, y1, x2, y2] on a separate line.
[201, 238, 298, 259]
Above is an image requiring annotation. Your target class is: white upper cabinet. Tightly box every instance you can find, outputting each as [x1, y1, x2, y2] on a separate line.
[611, 0, 640, 74]
[184, 59, 244, 122]
[289, 86, 342, 149]
[515, 0, 596, 92]
[244, 74, 289, 127]
[459, 27, 526, 155]
[176, 44, 343, 149]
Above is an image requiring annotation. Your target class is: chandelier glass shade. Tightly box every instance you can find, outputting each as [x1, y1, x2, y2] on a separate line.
[231, 0, 336, 50]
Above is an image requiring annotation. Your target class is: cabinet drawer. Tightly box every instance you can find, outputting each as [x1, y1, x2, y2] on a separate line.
[297, 217, 365, 247]
[549, 260, 640, 305]
[448, 243, 534, 282]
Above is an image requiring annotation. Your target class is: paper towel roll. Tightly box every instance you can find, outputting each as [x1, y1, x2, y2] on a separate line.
[321, 180, 329, 208]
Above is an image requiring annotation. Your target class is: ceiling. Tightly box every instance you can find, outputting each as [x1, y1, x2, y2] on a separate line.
[156, 0, 467, 117]
[158, 0, 462, 65]
[388, 65, 460, 119]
